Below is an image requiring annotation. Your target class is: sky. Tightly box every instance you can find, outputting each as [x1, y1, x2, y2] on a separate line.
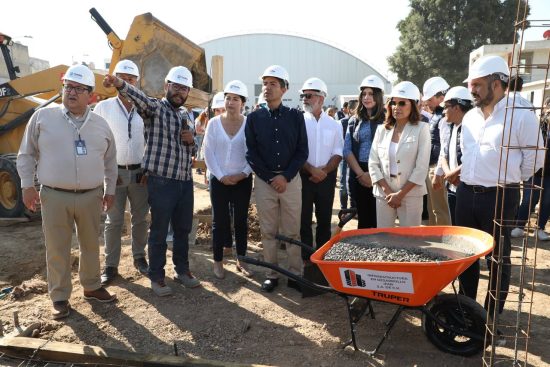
[2, 0, 549, 81]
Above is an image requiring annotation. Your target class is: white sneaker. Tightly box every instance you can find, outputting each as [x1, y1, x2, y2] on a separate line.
[151, 279, 173, 297]
[511, 228, 525, 238]
[174, 272, 201, 288]
[537, 229, 550, 241]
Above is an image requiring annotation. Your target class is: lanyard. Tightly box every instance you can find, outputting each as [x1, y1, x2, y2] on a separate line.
[62, 108, 92, 141]
[116, 98, 135, 140]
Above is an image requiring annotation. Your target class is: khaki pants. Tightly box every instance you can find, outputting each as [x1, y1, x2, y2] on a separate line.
[426, 167, 451, 225]
[254, 175, 303, 279]
[40, 186, 103, 302]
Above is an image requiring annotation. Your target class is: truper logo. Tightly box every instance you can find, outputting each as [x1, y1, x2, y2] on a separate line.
[344, 270, 366, 287]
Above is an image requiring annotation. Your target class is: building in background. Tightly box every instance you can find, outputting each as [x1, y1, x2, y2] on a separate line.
[0, 42, 50, 83]
[201, 33, 390, 109]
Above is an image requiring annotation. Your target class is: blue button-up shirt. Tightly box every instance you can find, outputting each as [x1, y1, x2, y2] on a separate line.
[245, 104, 308, 183]
[343, 118, 373, 163]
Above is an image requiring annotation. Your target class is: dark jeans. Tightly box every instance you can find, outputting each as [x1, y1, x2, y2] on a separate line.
[348, 163, 376, 229]
[147, 175, 194, 282]
[339, 159, 349, 209]
[447, 189, 456, 225]
[210, 175, 252, 262]
[455, 183, 519, 315]
[300, 171, 337, 259]
[515, 175, 550, 229]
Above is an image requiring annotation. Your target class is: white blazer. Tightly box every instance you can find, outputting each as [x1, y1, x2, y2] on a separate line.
[368, 121, 431, 198]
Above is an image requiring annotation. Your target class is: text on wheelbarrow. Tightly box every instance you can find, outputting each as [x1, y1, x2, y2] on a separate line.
[340, 268, 414, 293]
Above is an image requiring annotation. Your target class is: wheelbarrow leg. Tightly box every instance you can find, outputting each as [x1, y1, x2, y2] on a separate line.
[368, 305, 404, 355]
[342, 295, 360, 351]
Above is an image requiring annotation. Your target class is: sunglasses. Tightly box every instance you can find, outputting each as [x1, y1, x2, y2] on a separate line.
[389, 100, 408, 107]
[300, 93, 323, 100]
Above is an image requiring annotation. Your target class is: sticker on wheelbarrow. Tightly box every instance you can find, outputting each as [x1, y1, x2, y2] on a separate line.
[340, 268, 414, 293]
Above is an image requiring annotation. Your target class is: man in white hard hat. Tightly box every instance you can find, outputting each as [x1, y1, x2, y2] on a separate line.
[457, 55, 543, 316]
[438, 86, 473, 225]
[17, 64, 118, 319]
[103, 65, 200, 297]
[245, 65, 308, 293]
[422, 76, 452, 226]
[93, 60, 149, 286]
[299, 78, 344, 265]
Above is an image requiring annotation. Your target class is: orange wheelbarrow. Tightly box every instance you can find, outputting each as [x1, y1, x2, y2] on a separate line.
[239, 225, 494, 356]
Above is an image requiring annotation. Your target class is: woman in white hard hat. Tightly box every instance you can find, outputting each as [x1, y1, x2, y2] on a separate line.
[203, 80, 253, 279]
[368, 81, 431, 227]
[343, 75, 386, 229]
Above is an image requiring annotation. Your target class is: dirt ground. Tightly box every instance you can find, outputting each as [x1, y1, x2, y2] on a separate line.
[1, 171, 550, 366]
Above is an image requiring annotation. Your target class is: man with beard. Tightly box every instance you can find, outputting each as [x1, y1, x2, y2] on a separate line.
[103, 66, 200, 297]
[245, 65, 308, 293]
[299, 78, 343, 262]
[456, 55, 543, 316]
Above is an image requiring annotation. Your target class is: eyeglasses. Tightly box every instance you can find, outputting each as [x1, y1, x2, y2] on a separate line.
[169, 83, 190, 92]
[63, 85, 89, 94]
[300, 93, 323, 100]
[389, 100, 408, 107]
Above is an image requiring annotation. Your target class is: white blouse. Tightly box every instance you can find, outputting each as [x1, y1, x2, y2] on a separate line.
[203, 115, 252, 180]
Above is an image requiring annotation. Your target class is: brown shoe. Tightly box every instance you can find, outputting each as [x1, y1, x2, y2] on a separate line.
[83, 287, 116, 303]
[52, 300, 71, 320]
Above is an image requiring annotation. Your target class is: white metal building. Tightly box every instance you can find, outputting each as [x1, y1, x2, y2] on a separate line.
[200, 33, 390, 109]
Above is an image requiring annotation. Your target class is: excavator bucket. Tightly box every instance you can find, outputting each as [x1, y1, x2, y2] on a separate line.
[97, 11, 212, 108]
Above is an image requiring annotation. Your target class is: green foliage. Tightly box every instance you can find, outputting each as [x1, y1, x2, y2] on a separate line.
[388, 0, 529, 88]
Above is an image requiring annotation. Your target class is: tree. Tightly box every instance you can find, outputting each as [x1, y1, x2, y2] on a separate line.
[388, 0, 529, 87]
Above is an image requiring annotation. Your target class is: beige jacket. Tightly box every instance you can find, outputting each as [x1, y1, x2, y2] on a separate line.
[368, 121, 431, 198]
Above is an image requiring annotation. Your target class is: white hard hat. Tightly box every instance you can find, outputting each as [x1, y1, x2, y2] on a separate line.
[444, 86, 473, 105]
[63, 64, 95, 89]
[463, 55, 509, 83]
[114, 59, 139, 77]
[359, 75, 385, 91]
[422, 76, 449, 101]
[259, 65, 289, 85]
[165, 66, 193, 88]
[224, 80, 248, 99]
[389, 81, 420, 101]
[300, 77, 328, 96]
[211, 92, 225, 109]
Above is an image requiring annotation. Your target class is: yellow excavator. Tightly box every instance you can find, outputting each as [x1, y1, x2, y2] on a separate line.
[0, 9, 219, 217]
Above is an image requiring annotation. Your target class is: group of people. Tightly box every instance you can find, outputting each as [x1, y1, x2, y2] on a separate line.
[16, 54, 545, 321]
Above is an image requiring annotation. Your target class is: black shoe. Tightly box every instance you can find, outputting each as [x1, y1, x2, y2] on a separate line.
[100, 267, 118, 286]
[287, 279, 301, 293]
[261, 278, 279, 293]
[133, 257, 149, 276]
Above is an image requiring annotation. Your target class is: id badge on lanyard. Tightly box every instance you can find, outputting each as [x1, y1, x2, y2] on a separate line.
[64, 109, 91, 156]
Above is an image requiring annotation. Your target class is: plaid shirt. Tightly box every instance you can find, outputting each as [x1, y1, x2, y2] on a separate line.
[119, 82, 196, 181]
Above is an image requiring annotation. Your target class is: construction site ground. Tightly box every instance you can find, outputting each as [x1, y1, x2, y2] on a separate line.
[1, 171, 549, 366]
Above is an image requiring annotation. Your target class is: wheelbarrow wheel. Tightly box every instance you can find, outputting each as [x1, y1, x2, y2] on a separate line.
[422, 294, 486, 356]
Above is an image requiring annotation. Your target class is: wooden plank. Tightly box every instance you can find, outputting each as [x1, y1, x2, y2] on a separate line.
[0, 337, 271, 367]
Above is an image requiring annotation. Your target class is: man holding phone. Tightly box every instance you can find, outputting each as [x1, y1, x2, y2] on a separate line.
[93, 60, 149, 286]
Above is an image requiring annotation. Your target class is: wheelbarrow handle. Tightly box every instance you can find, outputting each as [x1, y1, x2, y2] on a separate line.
[275, 234, 316, 255]
[237, 255, 336, 294]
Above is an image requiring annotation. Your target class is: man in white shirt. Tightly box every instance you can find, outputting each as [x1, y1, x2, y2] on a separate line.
[94, 60, 149, 285]
[299, 78, 344, 264]
[439, 86, 474, 225]
[456, 56, 543, 316]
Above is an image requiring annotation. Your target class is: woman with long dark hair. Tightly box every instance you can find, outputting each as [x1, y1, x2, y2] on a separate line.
[343, 75, 386, 228]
